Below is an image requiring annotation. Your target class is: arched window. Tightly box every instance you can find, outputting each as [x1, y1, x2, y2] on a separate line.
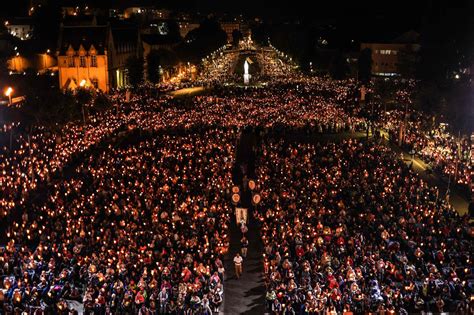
[78, 45, 87, 67]
[91, 55, 97, 67]
[89, 45, 98, 67]
[80, 56, 86, 67]
[66, 45, 75, 67]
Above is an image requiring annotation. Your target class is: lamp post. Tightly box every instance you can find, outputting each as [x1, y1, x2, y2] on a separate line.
[5, 87, 13, 105]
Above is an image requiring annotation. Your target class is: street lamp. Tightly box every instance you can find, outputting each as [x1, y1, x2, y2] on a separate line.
[5, 87, 13, 105]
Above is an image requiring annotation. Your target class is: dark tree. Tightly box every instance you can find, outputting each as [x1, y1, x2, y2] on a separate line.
[179, 17, 227, 62]
[32, 1, 61, 50]
[374, 79, 396, 106]
[147, 50, 161, 84]
[20, 87, 73, 134]
[397, 50, 418, 78]
[93, 93, 111, 113]
[232, 29, 243, 47]
[75, 88, 93, 107]
[329, 52, 349, 80]
[75, 87, 94, 123]
[251, 23, 269, 46]
[165, 20, 182, 40]
[126, 56, 144, 87]
[58, 90, 79, 123]
[0, 25, 13, 82]
[269, 24, 313, 69]
[415, 81, 442, 114]
[358, 48, 372, 84]
[415, 1, 474, 133]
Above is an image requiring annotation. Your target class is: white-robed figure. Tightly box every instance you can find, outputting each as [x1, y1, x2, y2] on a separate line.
[243, 60, 250, 84]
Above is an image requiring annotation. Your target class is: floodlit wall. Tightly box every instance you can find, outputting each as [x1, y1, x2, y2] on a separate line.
[58, 53, 109, 92]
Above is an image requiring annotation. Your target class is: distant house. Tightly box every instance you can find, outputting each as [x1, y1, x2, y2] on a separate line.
[4, 17, 34, 40]
[220, 21, 240, 43]
[178, 21, 199, 38]
[57, 19, 140, 92]
[361, 30, 421, 77]
[7, 52, 57, 74]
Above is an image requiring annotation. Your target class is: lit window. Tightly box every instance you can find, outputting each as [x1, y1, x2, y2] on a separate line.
[68, 56, 74, 67]
[91, 55, 97, 67]
[380, 50, 393, 55]
[80, 56, 86, 67]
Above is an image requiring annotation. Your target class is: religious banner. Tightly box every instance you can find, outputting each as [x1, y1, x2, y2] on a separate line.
[471, 134, 474, 202]
[360, 85, 366, 101]
[125, 89, 131, 102]
[235, 207, 248, 225]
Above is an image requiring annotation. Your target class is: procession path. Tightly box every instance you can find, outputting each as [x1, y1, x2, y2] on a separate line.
[223, 128, 266, 314]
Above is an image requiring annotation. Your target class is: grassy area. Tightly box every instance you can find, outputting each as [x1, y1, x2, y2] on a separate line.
[169, 86, 207, 98]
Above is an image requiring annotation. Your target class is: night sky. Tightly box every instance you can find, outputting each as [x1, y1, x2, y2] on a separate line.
[2, 0, 471, 40]
[2, 0, 429, 19]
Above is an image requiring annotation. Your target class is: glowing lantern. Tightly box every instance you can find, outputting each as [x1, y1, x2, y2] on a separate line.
[248, 180, 256, 190]
[317, 237, 324, 246]
[3, 278, 11, 290]
[232, 193, 240, 204]
[252, 194, 261, 205]
[13, 289, 21, 303]
[89, 264, 97, 273]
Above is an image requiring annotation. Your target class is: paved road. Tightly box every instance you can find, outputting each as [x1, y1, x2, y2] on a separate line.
[387, 142, 470, 215]
[223, 211, 266, 314]
[223, 127, 266, 314]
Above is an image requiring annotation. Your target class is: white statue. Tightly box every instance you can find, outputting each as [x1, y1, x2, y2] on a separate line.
[243, 60, 250, 84]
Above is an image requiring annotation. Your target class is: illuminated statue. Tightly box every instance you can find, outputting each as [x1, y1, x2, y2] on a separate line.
[243, 60, 250, 84]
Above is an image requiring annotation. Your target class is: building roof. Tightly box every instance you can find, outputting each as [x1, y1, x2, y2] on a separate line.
[62, 15, 98, 27]
[58, 25, 109, 54]
[110, 20, 140, 49]
[59, 0, 157, 9]
[111, 26, 139, 52]
[361, 30, 420, 45]
[141, 33, 180, 46]
[5, 17, 33, 26]
[392, 30, 420, 44]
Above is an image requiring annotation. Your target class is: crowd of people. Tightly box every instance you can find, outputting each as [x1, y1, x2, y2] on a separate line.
[0, 107, 132, 218]
[0, 71, 366, 223]
[1, 128, 234, 314]
[0, 45, 472, 314]
[198, 47, 237, 86]
[374, 79, 472, 188]
[383, 112, 471, 187]
[255, 138, 472, 314]
[418, 124, 471, 186]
